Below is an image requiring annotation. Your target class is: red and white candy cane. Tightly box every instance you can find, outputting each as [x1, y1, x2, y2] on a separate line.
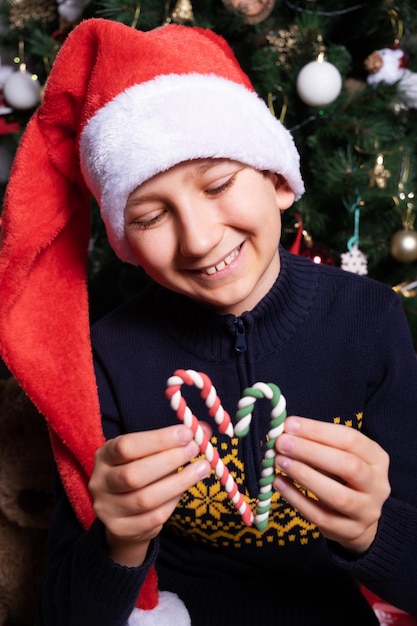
[165, 369, 254, 526]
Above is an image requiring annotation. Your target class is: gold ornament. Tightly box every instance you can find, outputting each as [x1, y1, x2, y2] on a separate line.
[369, 152, 391, 189]
[266, 24, 299, 68]
[393, 281, 417, 297]
[391, 154, 417, 262]
[390, 228, 417, 263]
[8, 0, 57, 29]
[169, 0, 194, 24]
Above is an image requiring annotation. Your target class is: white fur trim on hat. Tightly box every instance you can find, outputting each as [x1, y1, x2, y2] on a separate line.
[80, 72, 304, 265]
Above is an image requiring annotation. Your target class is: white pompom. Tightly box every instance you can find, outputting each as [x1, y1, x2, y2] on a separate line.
[296, 59, 342, 107]
[127, 591, 191, 626]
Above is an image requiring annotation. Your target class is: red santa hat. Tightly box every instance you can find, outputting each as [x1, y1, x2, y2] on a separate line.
[78, 24, 303, 263]
[0, 18, 303, 624]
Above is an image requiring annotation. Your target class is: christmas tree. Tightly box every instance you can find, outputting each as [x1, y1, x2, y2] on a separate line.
[1, 0, 417, 342]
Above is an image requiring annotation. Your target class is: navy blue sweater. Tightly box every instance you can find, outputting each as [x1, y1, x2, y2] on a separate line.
[38, 249, 417, 625]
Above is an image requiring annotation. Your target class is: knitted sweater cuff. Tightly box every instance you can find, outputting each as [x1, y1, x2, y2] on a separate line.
[77, 518, 159, 605]
[328, 496, 417, 615]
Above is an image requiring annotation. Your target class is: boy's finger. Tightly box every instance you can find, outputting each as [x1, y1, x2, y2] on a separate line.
[99, 424, 195, 465]
[283, 416, 382, 462]
[104, 441, 201, 494]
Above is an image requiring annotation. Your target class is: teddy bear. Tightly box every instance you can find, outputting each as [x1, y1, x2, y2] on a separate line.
[364, 46, 417, 109]
[0, 376, 55, 626]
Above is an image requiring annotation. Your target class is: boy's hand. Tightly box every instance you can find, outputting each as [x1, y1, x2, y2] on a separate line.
[88, 425, 210, 567]
[273, 416, 391, 554]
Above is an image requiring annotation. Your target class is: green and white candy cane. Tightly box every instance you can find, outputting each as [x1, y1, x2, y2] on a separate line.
[235, 383, 287, 532]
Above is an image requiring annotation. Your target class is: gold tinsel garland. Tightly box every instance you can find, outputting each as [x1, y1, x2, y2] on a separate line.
[8, 0, 57, 29]
[266, 24, 299, 68]
[168, 0, 194, 24]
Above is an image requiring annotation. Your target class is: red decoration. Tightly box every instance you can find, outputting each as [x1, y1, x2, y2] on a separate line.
[288, 213, 336, 265]
[362, 587, 417, 625]
[301, 242, 336, 266]
[0, 116, 20, 135]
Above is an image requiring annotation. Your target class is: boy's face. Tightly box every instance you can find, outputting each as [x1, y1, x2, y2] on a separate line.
[124, 159, 294, 316]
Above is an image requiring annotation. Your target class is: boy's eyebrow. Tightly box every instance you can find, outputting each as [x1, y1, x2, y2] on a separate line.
[182, 158, 228, 181]
[127, 159, 231, 205]
[125, 192, 159, 207]
[192, 159, 225, 173]
[184, 158, 243, 183]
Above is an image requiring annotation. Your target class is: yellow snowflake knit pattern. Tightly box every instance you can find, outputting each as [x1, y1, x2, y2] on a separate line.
[167, 413, 363, 548]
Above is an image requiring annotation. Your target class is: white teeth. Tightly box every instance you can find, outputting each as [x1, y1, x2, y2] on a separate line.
[223, 246, 240, 266]
[204, 246, 240, 275]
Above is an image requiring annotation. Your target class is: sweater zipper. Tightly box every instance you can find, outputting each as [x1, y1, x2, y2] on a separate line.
[234, 317, 247, 352]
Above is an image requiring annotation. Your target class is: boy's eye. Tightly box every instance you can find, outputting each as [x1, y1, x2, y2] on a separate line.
[205, 174, 236, 196]
[129, 209, 166, 230]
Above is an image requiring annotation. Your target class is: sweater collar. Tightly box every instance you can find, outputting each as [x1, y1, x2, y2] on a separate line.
[153, 248, 320, 361]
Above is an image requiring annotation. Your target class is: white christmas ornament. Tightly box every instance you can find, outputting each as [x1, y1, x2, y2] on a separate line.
[3, 65, 41, 110]
[56, 0, 91, 23]
[296, 56, 342, 107]
[340, 245, 368, 275]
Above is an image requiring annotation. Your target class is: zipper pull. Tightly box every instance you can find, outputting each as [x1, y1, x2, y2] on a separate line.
[234, 317, 247, 352]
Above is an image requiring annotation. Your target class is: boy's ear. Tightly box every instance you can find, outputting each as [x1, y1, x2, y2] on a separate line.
[272, 173, 295, 210]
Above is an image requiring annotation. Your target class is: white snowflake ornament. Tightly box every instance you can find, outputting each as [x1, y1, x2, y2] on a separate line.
[340, 245, 368, 275]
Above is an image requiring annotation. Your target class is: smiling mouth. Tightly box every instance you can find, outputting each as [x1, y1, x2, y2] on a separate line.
[202, 245, 241, 275]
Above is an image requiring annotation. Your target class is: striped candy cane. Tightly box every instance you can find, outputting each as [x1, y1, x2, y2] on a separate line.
[165, 369, 254, 526]
[235, 382, 287, 531]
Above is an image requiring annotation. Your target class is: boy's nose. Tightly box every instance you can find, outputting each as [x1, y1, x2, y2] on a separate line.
[177, 205, 222, 258]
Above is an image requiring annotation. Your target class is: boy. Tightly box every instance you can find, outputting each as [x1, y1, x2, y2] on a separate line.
[0, 18, 416, 626]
